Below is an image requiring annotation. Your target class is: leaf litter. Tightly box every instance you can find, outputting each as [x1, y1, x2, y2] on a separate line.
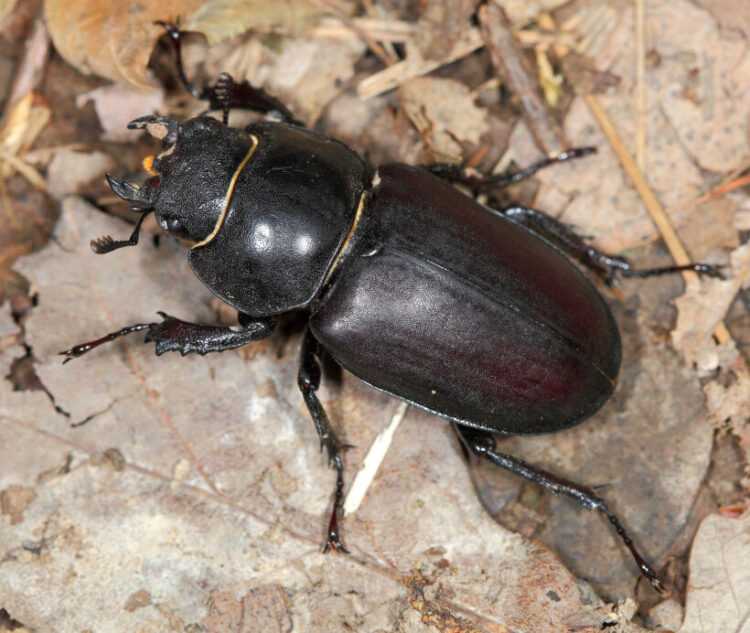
[1, 0, 750, 630]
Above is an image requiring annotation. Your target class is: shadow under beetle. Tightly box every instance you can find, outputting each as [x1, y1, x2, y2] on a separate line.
[61, 23, 723, 593]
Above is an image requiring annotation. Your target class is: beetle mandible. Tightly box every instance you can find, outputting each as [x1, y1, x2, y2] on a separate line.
[61, 22, 723, 592]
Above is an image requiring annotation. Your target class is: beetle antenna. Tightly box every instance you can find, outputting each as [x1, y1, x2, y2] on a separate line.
[91, 210, 153, 254]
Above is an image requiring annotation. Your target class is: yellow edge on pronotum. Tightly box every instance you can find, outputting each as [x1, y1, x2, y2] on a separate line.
[322, 190, 367, 286]
[191, 134, 260, 250]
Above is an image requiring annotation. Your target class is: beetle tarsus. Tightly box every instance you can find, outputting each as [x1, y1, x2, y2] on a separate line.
[322, 454, 349, 554]
[602, 256, 725, 284]
[453, 424, 665, 592]
[59, 323, 153, 363]
[298, 330, 349, 553]
[90, 210, 153, 254]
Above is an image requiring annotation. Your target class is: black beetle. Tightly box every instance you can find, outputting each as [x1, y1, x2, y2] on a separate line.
[61, 23, 722, 592]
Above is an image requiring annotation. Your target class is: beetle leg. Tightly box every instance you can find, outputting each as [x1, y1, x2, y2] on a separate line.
[156, 21, 302, 126]
[452, 424, 665, 593]
[143, 312, 275, 356]
[90, 210, 153, 254]
[60, 312, 274, 362]
[297, 330, 349, 554]
[427, 147, 596, 191]
[498, 205, 724, 285]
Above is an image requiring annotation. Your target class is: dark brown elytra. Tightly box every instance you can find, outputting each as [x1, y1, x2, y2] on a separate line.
[61, 21, 725, 594]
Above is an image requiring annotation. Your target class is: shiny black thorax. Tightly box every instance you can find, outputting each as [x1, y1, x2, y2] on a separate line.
[155, 118, 371, 317]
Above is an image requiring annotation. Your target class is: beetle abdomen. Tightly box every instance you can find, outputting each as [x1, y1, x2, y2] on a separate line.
[311, 164, 621, 434]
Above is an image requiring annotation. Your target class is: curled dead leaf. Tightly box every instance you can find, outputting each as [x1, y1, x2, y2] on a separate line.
[400, 77, 489, 163]
[0, 0, 18, 22]
[679, 511, 750, 633]
[185, 0, 346, 46]
[44, 0, 203, 87]
[671, 243, 750, 373]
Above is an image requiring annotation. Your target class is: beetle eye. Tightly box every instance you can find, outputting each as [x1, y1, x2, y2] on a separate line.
[164, 216, 191, 240]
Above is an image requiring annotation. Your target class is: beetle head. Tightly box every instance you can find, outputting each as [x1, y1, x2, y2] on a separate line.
[96, 115, 253, 253]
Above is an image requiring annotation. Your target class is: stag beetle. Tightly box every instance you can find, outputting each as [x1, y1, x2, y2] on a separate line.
[61, 23, 722, 592]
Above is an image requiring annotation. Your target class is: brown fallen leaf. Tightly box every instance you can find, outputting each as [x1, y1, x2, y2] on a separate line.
[46, 148, 114, 200]
[672, 243, 750, 373]
[185, 0, 347, 45]
[0, 0, 18, 22]
[0, 92, 50, 190]
[399, 77, 490, 163]
[678, 511, 750, 633]
[412, 0, 480, 61]
[700, 0, 750, 48]
[498, 0, 570, 27]
[76, 84, 164, 143]
[43, 0, 203, 87]
[653, 2, 750, 173]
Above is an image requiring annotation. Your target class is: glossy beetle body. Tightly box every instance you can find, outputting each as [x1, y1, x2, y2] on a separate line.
[154, 116, 619, 436]
[64, 25, 722, 590]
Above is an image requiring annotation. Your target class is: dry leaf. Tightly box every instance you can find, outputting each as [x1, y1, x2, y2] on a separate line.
[76, 84, 164, 142]
[185, 0, 343, 45]
[413, 0, 480, 60]
[671, 243, 750, 373]
[183, 31, 364, 126]
[496, 0, 570, 27]
[0, 0, 17, 22]
[671, 244, 750, 489]
[400, 77, 490, 163]
[678, 511, 750, 633]
[700, 0, 750, 43]
[652, 2, 750, 173]
[263, 36, 365, 125]
[46, 149, 114, 200]
[1, 99, 47, 172]
[704, 360, 750, 426]
[44, 0, 203, 87]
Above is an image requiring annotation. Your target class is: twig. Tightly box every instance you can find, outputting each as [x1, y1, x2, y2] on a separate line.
[8, 16, 50, 105]
[312, 16, 416, 44]
[583, 95, 732, 345]
[479, 2, 565, 155]
[357, 28, 483, 99]
[695, 173, 750, 204]
[343, 402, 409, 516]
[311, 0, 398, 66]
